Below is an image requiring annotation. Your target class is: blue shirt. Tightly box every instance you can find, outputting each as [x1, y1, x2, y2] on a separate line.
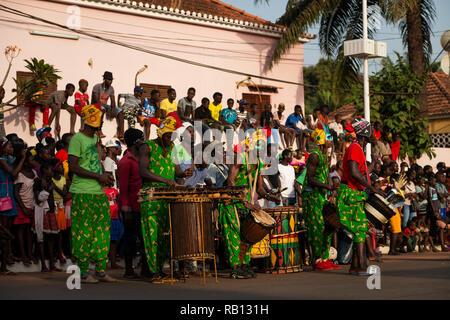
[285, 113, 303, 128]
[220, 108, 237, 125]
[140, 98, 156, 118]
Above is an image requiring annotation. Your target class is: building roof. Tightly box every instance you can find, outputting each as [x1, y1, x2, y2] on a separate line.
[328, 103, 356, 121]
[426, 72, 450, 119]
[57, 0, 316, 39]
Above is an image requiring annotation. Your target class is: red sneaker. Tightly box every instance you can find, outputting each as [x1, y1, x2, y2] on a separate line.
[314, 260, 334, 271]
[324, 260, 340, 270]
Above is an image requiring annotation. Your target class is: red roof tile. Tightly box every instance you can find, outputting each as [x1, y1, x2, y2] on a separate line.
[118, 0, 279, 28]
[425, 72, 450, 118]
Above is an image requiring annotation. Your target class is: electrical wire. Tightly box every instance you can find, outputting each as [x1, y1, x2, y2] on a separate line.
[0, 3, 434, 98]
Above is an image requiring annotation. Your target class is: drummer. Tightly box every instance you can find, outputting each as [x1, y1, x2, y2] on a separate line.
[336, 117, 386, 276]
[138, 115, 183, 282]
[303, 129, 339, 271]
[219, 144, 278, 279]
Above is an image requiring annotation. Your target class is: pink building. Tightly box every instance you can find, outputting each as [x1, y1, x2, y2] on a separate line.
[0, 0, 313, 145]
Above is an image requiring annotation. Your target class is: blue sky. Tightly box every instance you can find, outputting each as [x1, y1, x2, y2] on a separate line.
[224, 0, 449, 70]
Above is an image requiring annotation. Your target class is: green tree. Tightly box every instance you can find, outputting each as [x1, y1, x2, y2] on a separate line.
[255, 0, 436, 75]
[352, 53, 434, 160]
[303, 57, 354, 113]
[0, 57, 61, 138]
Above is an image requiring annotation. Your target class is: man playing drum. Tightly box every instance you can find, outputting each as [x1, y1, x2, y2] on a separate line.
[138, 115, 181, 282]
[219, 142, 278, 279]
[303, 128, 339, 271]
[336, 117, 385, 276]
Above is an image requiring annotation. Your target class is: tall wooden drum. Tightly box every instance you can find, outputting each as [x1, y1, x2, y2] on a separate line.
[169, 198, 215, 260]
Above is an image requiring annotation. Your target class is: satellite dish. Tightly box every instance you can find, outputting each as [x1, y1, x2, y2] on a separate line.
[441, 53, 449, 75]
[441, 30, 450, 52]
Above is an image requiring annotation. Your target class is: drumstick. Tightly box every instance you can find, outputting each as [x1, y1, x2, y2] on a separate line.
[234, 205, 240, 229]
[250, 164, 259, 204]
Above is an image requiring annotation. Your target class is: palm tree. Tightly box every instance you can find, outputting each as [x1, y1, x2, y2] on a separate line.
[0, 57, 60, 137]
[255, 0, 435, 75]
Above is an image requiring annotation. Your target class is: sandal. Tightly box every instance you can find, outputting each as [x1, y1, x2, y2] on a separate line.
[0, 270, 17, 276]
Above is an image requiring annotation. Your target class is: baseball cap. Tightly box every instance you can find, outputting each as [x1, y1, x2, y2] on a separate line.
[105, 139, 122, 149]
[134, 86, 145, 93]
[36, 126, 51, 138]
[238, 99, 249, 105]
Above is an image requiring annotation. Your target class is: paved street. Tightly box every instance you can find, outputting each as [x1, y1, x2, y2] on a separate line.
[1, 253, 449, 300]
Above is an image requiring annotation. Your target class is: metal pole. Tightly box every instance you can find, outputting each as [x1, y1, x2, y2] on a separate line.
[363, 0, 371, 159]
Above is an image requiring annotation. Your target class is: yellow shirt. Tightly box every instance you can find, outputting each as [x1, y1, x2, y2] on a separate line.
[160, 98, 177, 114]
[209, 102, 223, 121]
[52, 176, 67, 203]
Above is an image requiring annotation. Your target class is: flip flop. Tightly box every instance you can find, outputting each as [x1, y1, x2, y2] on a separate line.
[0, 270, 17, 276]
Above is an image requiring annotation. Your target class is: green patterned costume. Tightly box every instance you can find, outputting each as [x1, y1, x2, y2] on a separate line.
[218, 154, 258, 267]
[71, 194, 111, 274]
[302, 149, 331, 260]
[336, 184, 368, 243]
[140, 140, 175, 273]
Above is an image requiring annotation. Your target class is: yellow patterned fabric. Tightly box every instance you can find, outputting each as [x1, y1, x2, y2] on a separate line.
[157, 116, 177, 139]
[311, 128, 326, 145]
[81, 105, 102, 128]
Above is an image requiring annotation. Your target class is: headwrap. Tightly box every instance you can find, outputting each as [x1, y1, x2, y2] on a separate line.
[311, 128, 326, 145]
[347, 116, 371, 138]
[36, 126, 52, 139]
[81, 104, 102, 128]
[233, 127, 271, 153]
[157, 115, 178, 139]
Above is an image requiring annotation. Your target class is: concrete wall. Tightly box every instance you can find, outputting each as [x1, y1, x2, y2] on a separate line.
[0, 0, 305, 145]
[416, 147, 450, 169]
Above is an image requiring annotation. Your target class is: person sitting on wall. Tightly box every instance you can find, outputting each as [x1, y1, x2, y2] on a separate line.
[91, 71, 116, 139]
[46, 83, 76, 139]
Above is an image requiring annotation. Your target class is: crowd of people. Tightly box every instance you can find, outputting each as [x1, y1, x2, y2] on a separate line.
[0, 70, 449, 283]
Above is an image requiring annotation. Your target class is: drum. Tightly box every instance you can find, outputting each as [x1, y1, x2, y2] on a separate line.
[268, 232, 302, 273]
[169, 198, 215, 260]
[266, 206, 301, 234]
[240, 209, 276, 245]
[265, 206, 303, 273]
[250, 235, 271, 259]
[365, 191, 403, 229]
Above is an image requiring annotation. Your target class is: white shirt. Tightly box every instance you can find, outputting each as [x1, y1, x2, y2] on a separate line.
[103, 156, 117, 188]
[329, 121, 343, 135]
[278, 163, 296, 198]
[404, 181, 416, 206]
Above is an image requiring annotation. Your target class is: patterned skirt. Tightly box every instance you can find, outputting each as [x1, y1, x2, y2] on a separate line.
[336, 184, 368, 243]
[14, 206, 33, 225]
[43, 211, 60, 234]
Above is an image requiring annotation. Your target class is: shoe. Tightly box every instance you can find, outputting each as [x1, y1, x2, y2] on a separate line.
[314, 260, 334, 271]
[230, 266, 250, 279]
[95, 273, 117, 283]
[242, 264, 256, 278]
[29, 124, 37, 133]
[81, 274, 99, 284]
[441, 246, 450, 252]
[325, 260, 340, 270]
[424, 245, 431, 252]
[432, 246, 440, 252]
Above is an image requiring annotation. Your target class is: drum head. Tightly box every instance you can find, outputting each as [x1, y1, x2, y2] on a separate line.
[251, 210, 276, 228]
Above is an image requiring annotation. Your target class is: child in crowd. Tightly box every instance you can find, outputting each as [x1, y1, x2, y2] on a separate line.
[13, 151, 37, 265]
[33, 163, 60, 272]
[104, 181, 121, 269]
[402, 219, 419, 252]
[74, 79, 89, 131]
[51, 159, 69, 264]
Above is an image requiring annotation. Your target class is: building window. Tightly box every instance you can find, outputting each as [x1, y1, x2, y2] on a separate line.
[16, 71, 57, 106]
[430, 133, 450, 148]
[139, 83, 172, 101]
[242, 93, 271, 120]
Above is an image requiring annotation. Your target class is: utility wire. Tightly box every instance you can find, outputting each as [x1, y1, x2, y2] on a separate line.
[0, 4, 432, 97]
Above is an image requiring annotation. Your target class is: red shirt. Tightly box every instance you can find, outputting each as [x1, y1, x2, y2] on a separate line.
[117, 151, 142, 212]
[105, 188, 119, 219]
[373, 129, 381, 140]
[390, 140, 400, 161]
[74, 91, 89, 115]
[342, 142, 370, 190]
[403, 227, 416, 236]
